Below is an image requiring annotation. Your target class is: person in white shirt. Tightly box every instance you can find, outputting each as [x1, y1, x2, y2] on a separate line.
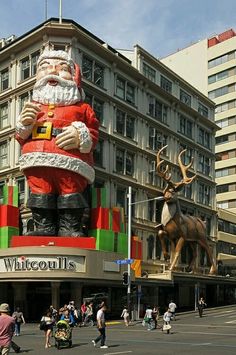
[121, 306, 130, 326]
[144, 306, 153, 331]
[163, 308, 172, 334]
[92, 304, 108, 349]
[168, 300, 177, 320]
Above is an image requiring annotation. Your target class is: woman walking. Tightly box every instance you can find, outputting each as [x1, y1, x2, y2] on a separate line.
[121, 306, 130, 327]
[40, 309, 54, 348]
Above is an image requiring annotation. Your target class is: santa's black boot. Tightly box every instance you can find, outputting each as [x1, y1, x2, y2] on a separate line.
[57, 193, 88, 237]
[25, 193, 57, 236]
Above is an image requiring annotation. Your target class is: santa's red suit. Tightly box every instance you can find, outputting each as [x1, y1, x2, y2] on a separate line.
[16, 102, 99, 195]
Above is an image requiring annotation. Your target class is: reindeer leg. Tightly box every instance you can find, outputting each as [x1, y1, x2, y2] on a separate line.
[158, 230, 170, 260]
[188, 243, 197, 273]
[198, 239, 217, 275]
[169, 237, 185, 271]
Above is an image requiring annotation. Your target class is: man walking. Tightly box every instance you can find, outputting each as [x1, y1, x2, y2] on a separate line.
[92, 304, 108, 349]
[0, 303, 15, 355]
[168, 300, 177, 320]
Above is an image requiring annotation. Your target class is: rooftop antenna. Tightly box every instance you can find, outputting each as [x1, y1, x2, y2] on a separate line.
[45, 0, 48, 20]
[59, 0, 62, 23]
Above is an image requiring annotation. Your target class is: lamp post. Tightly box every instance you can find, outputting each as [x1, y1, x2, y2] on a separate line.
[127, 186, 164, 317]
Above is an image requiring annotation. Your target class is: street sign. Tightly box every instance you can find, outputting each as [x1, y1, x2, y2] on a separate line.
[114, 259, 134, 265]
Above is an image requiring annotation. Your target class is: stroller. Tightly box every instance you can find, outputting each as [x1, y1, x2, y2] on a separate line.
[54, 320, 72, 350]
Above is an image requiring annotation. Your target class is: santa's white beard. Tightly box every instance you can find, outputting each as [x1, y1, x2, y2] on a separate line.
[32, 75, 82, 106]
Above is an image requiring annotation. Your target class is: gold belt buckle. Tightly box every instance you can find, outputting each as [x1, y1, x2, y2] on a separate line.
[32, 122, 53, 140]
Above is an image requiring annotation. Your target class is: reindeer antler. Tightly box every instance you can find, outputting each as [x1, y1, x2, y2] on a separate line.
[156, 145, 196, 191]
[156, 145, 172, 183]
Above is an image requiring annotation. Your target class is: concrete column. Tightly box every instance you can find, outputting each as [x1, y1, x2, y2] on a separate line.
[70, 282, 83, 307]
[51, 282, 60, 310]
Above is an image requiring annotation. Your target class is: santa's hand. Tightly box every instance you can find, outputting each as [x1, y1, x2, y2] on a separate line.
[20, 102, 41, 126]
[56, 125, 80, 151]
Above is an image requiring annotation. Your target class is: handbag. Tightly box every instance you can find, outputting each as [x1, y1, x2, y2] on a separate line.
[163, 323, 171, 331]
[39, 319, 47, 330]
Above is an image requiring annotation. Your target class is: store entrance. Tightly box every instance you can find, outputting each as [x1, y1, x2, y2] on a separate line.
[26, 282, 52, 321]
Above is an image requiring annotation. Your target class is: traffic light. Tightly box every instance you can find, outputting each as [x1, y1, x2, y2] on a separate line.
[122, 271, 128, 285]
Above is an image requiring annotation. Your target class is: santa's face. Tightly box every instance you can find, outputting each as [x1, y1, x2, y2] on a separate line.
[36, 58, 73, 82]
[32, 57, 81, 106]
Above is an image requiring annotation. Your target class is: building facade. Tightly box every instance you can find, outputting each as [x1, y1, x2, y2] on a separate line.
[162, 28, 236, 280]
[0, 18, 232, 320]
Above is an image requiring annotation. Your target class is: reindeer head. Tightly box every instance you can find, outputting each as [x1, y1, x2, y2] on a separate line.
[156, 145, 196, 203]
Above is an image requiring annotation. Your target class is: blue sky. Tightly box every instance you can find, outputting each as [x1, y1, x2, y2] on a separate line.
[1, 0, 236, 58]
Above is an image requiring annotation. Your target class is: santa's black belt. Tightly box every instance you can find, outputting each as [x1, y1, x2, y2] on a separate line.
[31, 122, 63, 140]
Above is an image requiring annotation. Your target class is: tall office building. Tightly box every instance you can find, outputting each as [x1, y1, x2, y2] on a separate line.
[162, 28, 236, 273]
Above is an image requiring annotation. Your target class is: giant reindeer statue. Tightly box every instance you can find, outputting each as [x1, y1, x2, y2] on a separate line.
[156, 145, 217, 275]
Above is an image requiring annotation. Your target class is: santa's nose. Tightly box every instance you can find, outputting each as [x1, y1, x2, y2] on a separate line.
[48, 65, 59, 74]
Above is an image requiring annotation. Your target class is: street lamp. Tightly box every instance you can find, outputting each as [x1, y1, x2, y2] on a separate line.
[127, 186, 164, 316]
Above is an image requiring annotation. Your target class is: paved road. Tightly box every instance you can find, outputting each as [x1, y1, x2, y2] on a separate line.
[10, 305, 236, 354]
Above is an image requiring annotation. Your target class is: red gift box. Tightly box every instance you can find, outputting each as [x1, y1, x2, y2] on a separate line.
[10, 236, 96, 249]
[90, 207, 110, 230]
[131, 237, 142, 259]
[0, 205, 19, 228]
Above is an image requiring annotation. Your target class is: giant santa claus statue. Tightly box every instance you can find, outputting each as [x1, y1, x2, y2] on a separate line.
[15, 49, 99, 236]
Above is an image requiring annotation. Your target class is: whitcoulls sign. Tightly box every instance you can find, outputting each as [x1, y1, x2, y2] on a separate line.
[0, 255, 85, 273]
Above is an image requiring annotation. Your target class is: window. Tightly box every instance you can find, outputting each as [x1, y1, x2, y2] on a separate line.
[160, 75, 172, 93]
[84, 92, 104, 125]
[208, 69, 229, 84]
[16, 176, 25, 206]
[217, 116, 236, 128]
[147, 235, 154, 259]
[208, 51, 235, 68]
[116, 148, 134, 176]
[216, 168, 229, 178]
[198, 153, 211, 176]
[116, 109, 135, 139]
[215, 100, 236, 113]
[198, 102, 209, 118]
[0, 103, 9, 129]
[116, 187, 126, 209]
[180, 89, 191, 107]
[0, 69, 9, 91]
[149, 128, 167, 151]
[0, 181, 4, 204]
[147, 94, 168, 124]
[198, 127, 210, 149]
[20, 51, 40, 81]
[208, 85, 231, 99]
[19, 92, 31, 112]
[0, 141, 8, 168]
[179, 144, 193, 165]
[94, 139, 104, 168]
[198, 183, 211, 206]
[178, 115, 193, 139]
[143, 63, 156, 82]
[82, 55, 104, 87]
[116, 76, 135, 105]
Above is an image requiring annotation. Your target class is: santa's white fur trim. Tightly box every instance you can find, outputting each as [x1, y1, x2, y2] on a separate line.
[19, 152, 95, 183]
[38, 50, 75, 75]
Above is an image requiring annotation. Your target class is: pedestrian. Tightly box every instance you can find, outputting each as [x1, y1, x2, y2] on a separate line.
[168, 300, 177, 320]
[197, 297, 207, 318]
[92, 304, 108, 349]
[120, 306, 130, 326]
[84, 302, 93, 325]
[12, 307, 25, 336]
[60, 309, 75, 327]
[163, 308, 172, 334]
[0, 303, 15, 355]
[40, 309, 54, 348]
[80, 301, 87, 324]
[49, 305, 58, 323]
[144, 306, 153, 330]
[152, 306, 160, 329]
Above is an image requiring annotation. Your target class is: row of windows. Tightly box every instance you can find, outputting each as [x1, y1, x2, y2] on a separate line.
[208, 50, 236, 69]
[216, 166, 236, 178]
[208, 67, 235, 84]
[215, 133, 236, 145]
[178, 114, 211, 149]
[208, 83, 235, 99]
[216, 149, 236, 161]
[216, 115, 236, 128]
[216, 183, 236, 194]
[215, 99, 236, 113]
[217, 200, 236, 209]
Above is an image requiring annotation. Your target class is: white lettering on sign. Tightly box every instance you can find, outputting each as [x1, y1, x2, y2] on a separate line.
[0, 256, 85, 273]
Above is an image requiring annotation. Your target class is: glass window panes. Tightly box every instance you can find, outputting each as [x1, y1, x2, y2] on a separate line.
[160, 75, 172, 93]
[1, 69, 9, 91]
[82, 55, 104, 88]
[198, 103, 209, 118]
[94, 139, 103, 167]
[0, 103, 8, 129]
[143, 62, 156, 82]
[21, 57, 30, 80]
[0, 141, 8, 168]
[180, 89, 191, 107]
